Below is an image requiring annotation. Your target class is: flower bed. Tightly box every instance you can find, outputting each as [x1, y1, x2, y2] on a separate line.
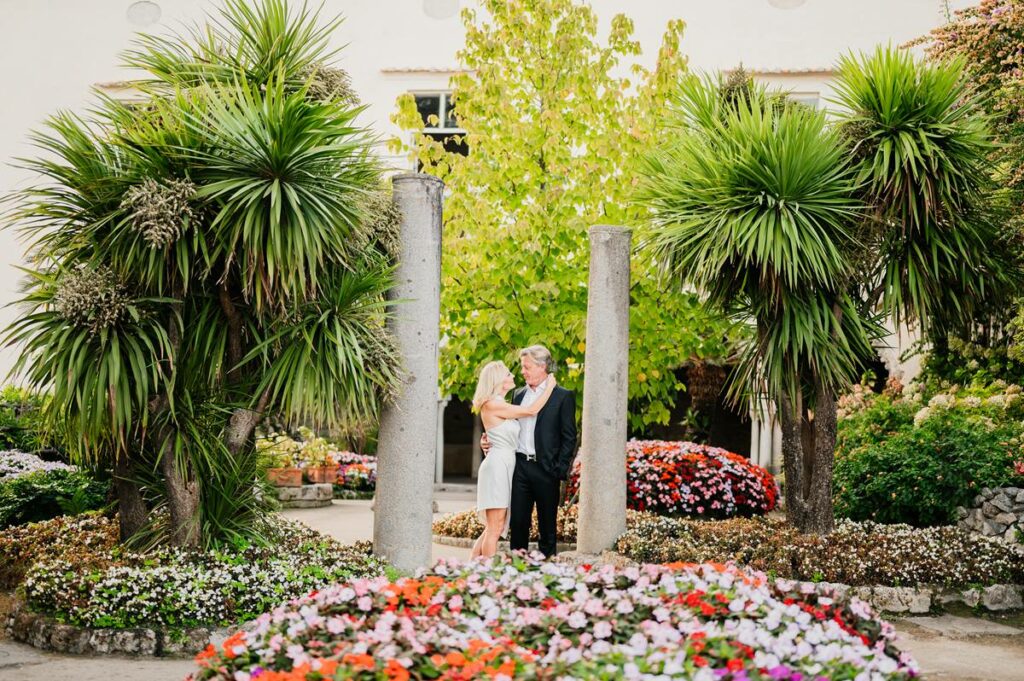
[190, 554, 917, 680]
[566, 440, 779, 518]
[434, 506, 1024, 588]
[257, 429, 376, 493]
[0, 450, 75, 480]
[3, 513, 386, 629]
[617, 514, 1024, 587]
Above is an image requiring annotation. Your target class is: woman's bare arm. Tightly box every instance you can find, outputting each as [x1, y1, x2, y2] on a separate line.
[482, 377, 557, 422]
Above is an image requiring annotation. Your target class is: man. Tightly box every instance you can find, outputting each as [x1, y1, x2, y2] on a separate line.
[482, 345, 577, 557]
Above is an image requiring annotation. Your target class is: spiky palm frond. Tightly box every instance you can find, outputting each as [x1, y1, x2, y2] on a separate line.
[246, 255, 400, 427]
[122, 0, 341, 94]
[179, 76, 378, 310]
[832, 45, 1021, 329]
[644, 78, 862, 309]
[4, 267, 174, 461]
[641, 75, 874, 403]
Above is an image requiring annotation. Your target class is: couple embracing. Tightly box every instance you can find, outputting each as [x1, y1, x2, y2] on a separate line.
[470, 345, 577, 559]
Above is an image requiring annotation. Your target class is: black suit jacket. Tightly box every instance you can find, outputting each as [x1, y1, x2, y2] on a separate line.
[512, 384, 578, 480]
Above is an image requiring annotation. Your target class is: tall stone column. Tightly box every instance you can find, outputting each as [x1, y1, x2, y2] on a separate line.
[577, 225, 631, 554]
[374, 173, 444, 572]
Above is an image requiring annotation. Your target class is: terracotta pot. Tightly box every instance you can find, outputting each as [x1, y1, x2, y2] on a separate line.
[266, 467, 303, 487]
[305, 466, 338, 484]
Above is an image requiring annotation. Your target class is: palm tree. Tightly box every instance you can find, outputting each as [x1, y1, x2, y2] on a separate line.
[640, 48, 1020, 533]
[3, 0, 400, 547]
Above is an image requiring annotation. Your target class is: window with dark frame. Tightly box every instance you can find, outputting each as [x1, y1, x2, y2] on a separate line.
[412, 92, 468, 169]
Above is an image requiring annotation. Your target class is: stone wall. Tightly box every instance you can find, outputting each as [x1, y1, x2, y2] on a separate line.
[957, 486, 1024, 543]
[276, 483, 333, 509]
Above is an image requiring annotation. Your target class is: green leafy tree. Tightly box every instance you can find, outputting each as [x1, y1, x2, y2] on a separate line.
[391, 0, 736, 431]
[2, 0, 399, 547]
[641, 47, 1021, 533]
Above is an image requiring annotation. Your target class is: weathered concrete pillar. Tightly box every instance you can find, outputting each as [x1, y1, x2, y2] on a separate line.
[374, 173, 444, 572]
[577, 225, 631, 554]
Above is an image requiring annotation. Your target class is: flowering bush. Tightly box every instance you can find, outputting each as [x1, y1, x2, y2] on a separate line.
[835, 383, 1022, 526]
[190, 554, 917, 680]
[565, 440, 778, 518]
[616, 515, 1024, 587]
[0, 450, 75, 481]
[14, 514, 386, 629]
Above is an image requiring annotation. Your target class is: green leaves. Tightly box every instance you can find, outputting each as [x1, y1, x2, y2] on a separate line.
[247, 258, 400, 427]
[393, 0, 735, 430]
[181, 75, 378, 310]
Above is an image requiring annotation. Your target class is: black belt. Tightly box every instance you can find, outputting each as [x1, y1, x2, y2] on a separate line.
[515, 451, 538, 462]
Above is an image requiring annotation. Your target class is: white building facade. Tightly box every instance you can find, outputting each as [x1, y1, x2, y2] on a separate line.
[0, 0, 968, 469]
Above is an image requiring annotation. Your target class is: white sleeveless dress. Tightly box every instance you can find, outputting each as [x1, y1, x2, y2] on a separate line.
[476, 418, 520, 537]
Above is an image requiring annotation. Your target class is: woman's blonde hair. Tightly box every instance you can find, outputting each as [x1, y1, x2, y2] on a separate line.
[472, 360, 510, 412]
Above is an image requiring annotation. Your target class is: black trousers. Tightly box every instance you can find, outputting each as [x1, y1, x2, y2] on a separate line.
[509, 453, 561, 557]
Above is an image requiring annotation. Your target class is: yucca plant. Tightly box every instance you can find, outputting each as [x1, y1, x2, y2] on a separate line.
[641, 48, 1020, 534]
[2, 0, 400, 548]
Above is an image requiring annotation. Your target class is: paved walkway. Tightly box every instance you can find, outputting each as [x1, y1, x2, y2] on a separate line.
[2, 492, 1023, 680]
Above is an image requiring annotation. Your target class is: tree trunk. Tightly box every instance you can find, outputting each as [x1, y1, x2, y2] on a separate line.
[224, 388, 271, 457]
[805, 376, 837, 534]
[158, 439, 201, 548]
[113, 455, 149, 542]
[778, 388, 807, 529]
[778, 376, 837, 535]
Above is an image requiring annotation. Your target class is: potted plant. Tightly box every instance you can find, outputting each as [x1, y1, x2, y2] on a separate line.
[299, 428, 338, 484]
[258, 433, 303, 487]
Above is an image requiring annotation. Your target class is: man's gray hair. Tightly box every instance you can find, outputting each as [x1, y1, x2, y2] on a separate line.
[519, 345, 555, 373]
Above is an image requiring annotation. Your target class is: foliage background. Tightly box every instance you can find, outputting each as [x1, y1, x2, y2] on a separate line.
[391, 0, 738, 431]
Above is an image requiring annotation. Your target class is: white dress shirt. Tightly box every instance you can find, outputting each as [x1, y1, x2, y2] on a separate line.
[516, 378, 548, 455]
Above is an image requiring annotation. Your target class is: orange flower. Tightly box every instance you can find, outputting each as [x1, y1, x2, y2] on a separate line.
[342, 653, 375, 670]
[385, 658, 410, 681]
[222, 630, 247, 659]
[467, 639, 489, 654]
[445, 651, 468, 667]
[195, 643, 217, 663]
[316, 659, 339, 675]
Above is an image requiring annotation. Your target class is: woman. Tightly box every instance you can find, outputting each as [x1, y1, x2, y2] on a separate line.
[470, 360, 556, 558]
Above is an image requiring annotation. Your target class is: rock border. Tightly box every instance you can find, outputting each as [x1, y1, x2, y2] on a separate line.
[957, 485, 1024, 543]
[5, 599, 233, 658]
[436, 537, 1024, 614]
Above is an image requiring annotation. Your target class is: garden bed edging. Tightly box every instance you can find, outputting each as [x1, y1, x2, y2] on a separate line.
[5, 598, 235, 657]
